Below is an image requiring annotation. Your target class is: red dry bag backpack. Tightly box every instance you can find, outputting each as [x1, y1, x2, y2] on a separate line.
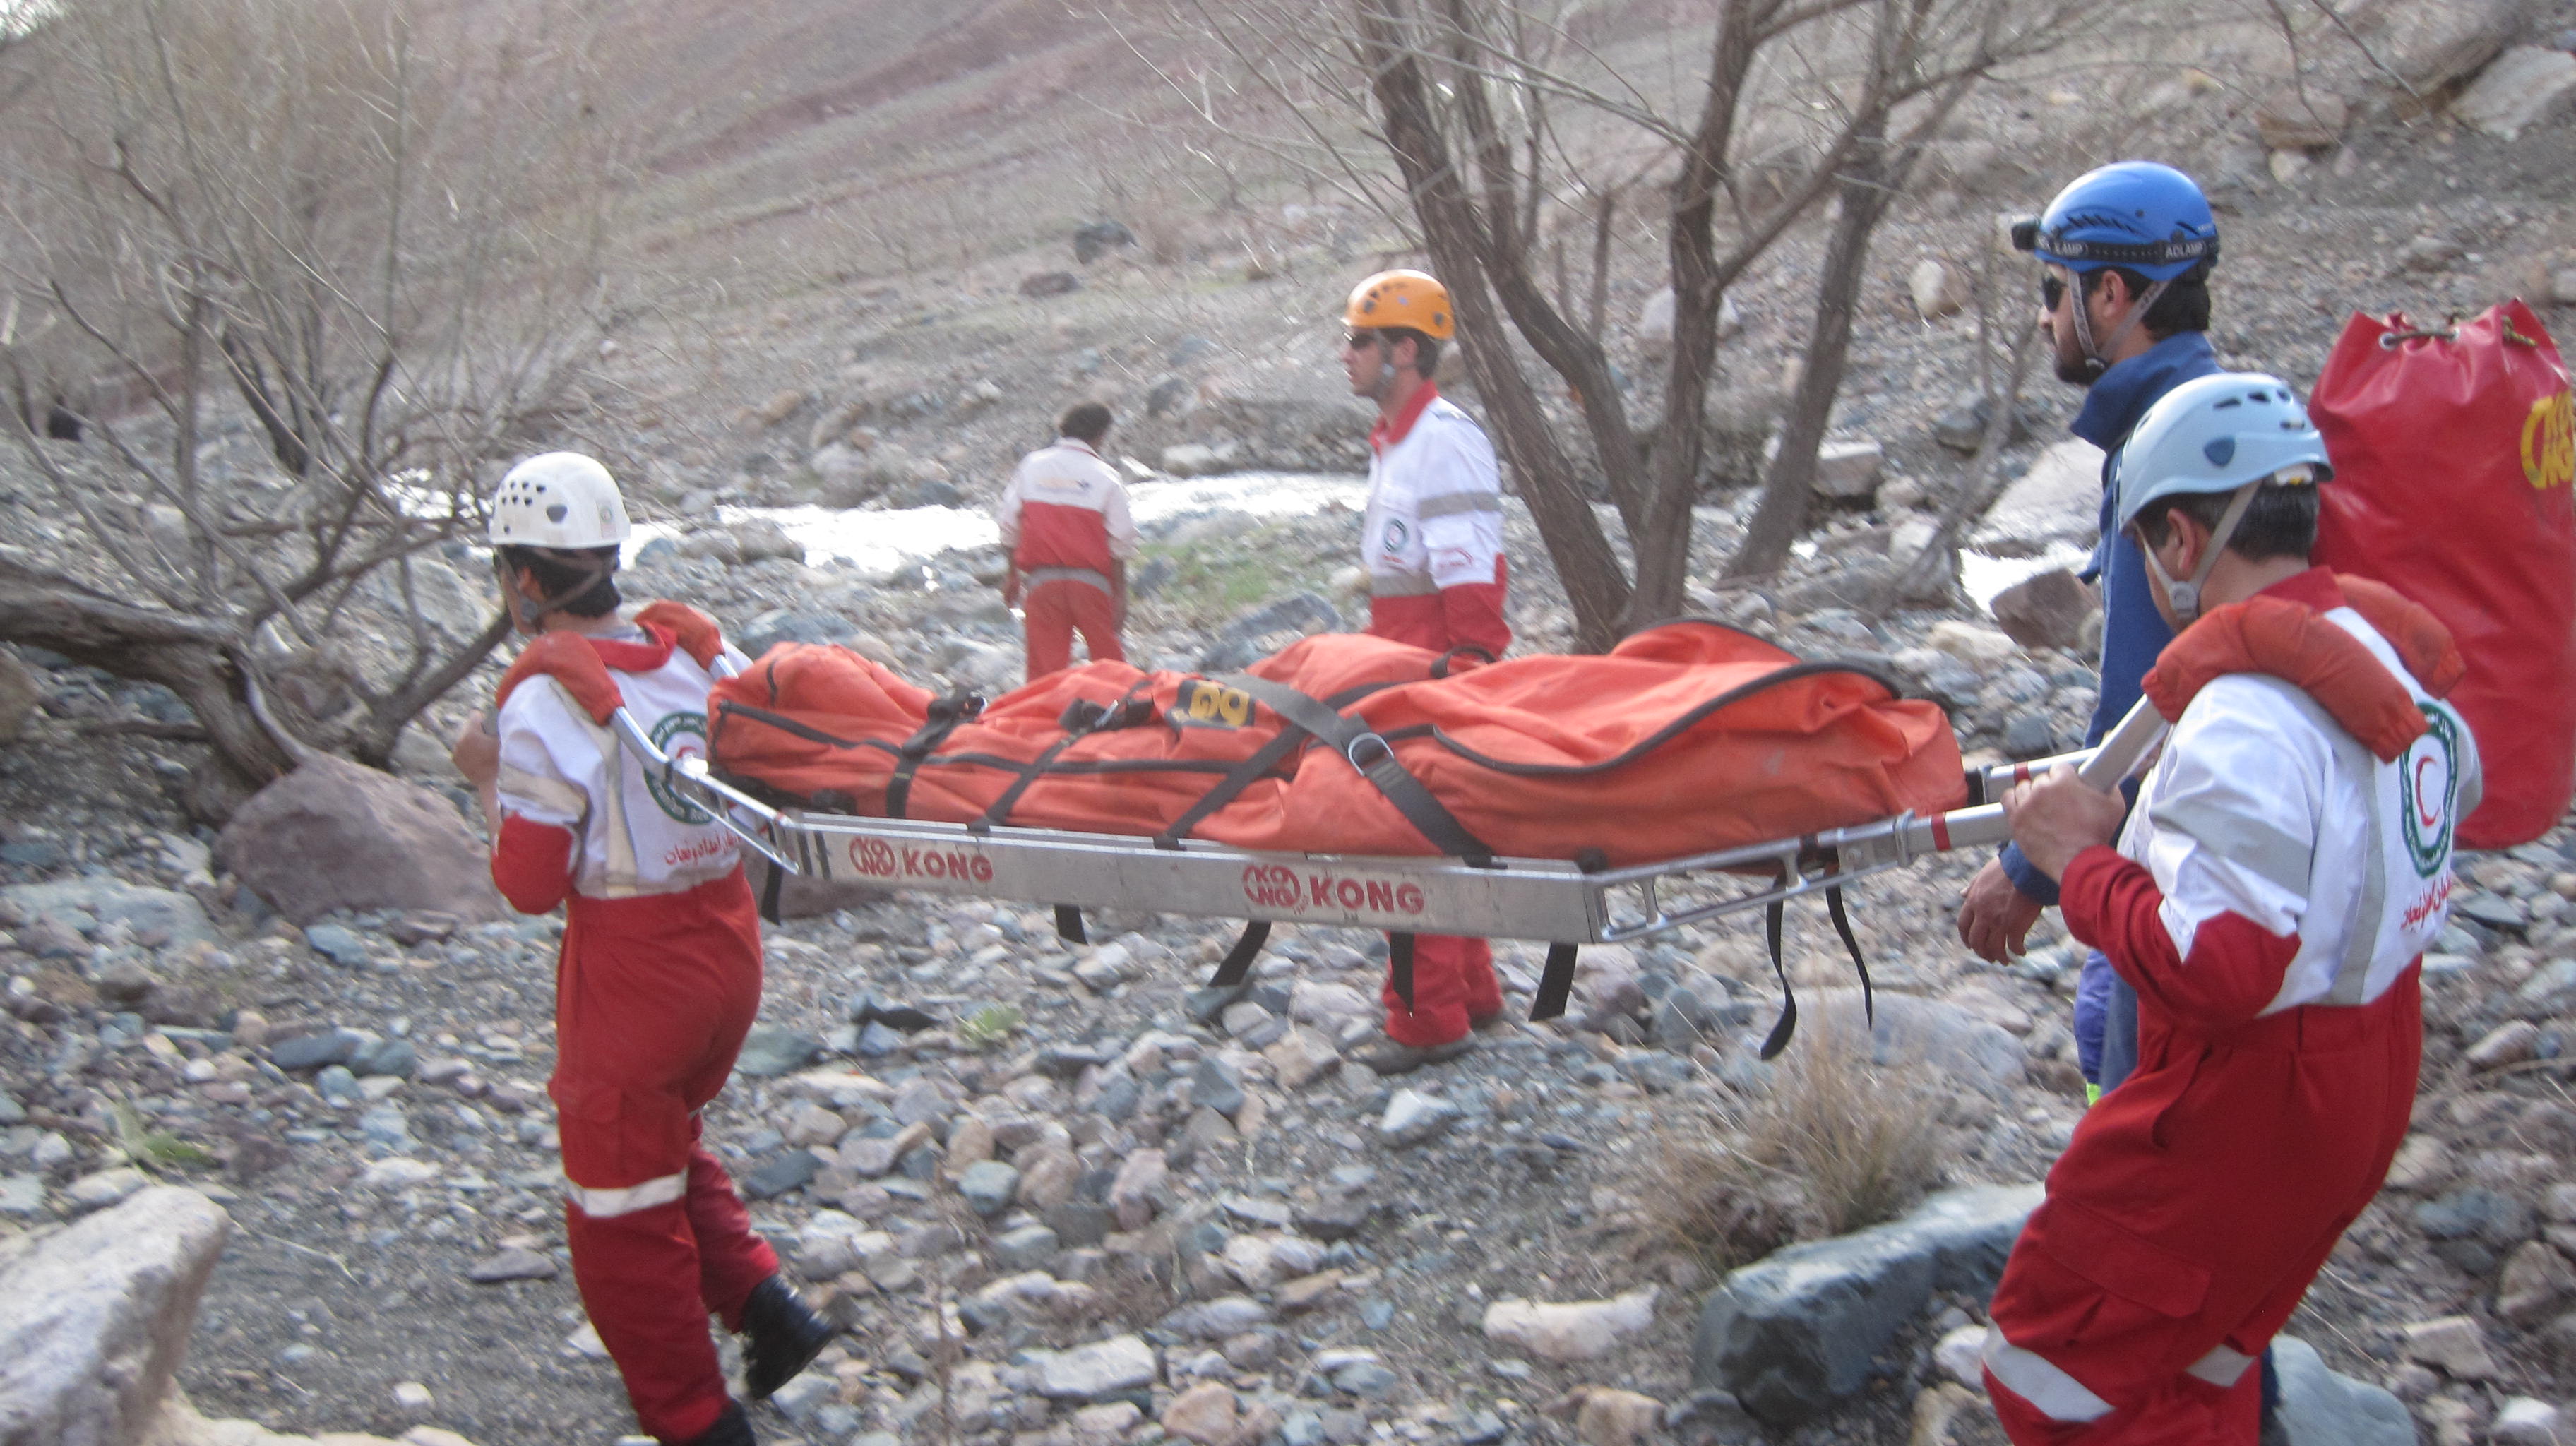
[2311, 299, 2576, 848]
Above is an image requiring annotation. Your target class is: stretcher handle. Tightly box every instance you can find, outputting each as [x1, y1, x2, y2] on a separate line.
[607, 705, 800, 873]
[1910, 697, 2168, 856]
[1976, 697, 2172, 799]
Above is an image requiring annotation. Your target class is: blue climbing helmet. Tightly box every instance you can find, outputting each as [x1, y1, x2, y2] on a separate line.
[2112, 371, 2330, 623]
[2012, 161, 2220, 281]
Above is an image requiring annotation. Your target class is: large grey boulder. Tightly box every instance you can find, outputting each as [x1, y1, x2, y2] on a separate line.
[216, 754, 509, 925]
[2272, 1336, 2419, 1446]
[1690, 1183, 2043, 1426]
[1970, 438, 2105, 558]
[2, 876, 217, 950]
[1799, 988, 2025, 1094]
[0, 1185, 231, 1445]
[2453, 46, 2576, 139]
[2347, 0, 2541, 98]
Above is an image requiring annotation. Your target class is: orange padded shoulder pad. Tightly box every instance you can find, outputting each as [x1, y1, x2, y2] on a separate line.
[2145, 594, 2429, 763]
[495, 633, 624, 724]
[636, 601, 727, 669]
[2334, 575, 2465, 701]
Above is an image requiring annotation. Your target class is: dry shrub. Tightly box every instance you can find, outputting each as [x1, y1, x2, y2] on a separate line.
[1645, 1017, 1950, 1267]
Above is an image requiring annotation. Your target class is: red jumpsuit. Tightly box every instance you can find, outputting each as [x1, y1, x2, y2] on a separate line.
[997, 436, 1136, 680]
[490, 612, 780, 1445]
[1981, 571, 2479, 1446]
[1361, 383, 1513, 1046]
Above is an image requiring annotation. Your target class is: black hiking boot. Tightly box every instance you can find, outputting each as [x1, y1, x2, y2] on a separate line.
[739, 1275, 833, 1400]
[678, 1399, 756, 1446]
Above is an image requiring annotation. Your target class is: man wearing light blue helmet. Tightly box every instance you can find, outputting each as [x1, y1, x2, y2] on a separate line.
[1960, 161, 2224, 1102]
[1979, 374, 2477, 1446]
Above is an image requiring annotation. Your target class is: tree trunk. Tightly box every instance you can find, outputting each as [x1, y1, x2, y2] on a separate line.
[1725, 132, 1902, 582]
[0, 554, 300, 815]
[1359, 5, 1631, 650]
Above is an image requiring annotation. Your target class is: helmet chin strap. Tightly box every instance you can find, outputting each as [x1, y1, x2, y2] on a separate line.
[2070, 275, 2169, 378]
[494, 551, 618, 636]
[2137, 481, 2259, 626]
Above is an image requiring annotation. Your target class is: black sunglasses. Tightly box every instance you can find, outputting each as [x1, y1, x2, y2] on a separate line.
[1344, 330, 1386, 351]
[2038, 273, 2065, 311]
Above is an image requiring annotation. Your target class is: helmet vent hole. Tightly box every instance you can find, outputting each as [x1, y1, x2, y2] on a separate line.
[546, 503, 568, 522]
[2202, 438, 2237, 467]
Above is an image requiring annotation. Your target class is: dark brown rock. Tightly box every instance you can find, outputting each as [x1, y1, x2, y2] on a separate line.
[215, 755, 510, 925]
[1988, 569, 2098, 653]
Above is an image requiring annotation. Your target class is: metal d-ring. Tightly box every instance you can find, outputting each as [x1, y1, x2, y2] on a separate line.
[1345, 731, 1394, 771]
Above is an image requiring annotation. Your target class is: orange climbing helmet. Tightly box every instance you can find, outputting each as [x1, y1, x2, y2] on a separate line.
[1343, 270, 1455, 340]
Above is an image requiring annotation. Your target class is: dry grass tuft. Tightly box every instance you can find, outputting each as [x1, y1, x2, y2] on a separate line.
[1642, 1016, 1950, 1267]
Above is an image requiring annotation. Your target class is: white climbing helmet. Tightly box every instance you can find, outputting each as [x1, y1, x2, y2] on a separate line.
[488, 452, 631, 549]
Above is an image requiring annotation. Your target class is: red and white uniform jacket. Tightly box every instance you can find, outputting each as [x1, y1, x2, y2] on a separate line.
[1362, 385, 1510, 656]
[491, 616, 751, 911]
[2063, 569, 2481, 1024]
[996, 438, 1136, 594]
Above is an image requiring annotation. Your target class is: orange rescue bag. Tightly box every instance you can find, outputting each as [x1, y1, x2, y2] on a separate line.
[705, 621, 1963, 867]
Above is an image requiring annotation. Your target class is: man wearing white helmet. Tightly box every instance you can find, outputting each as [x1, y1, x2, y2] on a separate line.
[451, 453, 829, 1446]
[1977, 378, 2477, 1446]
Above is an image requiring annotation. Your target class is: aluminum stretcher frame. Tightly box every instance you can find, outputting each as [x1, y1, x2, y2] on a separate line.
[613, 695, 2169, 948]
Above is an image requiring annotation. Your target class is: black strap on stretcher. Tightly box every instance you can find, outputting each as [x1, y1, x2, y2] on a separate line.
[1217, 674, 1498, 866]
[1528, 848, 1607, 1022]
[1171, 674, 1497, 1003]
[885, 691, 985, 820]
[1755, 866, 1873, 1060]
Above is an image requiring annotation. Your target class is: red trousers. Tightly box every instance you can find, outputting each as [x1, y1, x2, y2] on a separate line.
[1023, 578, 1123, 680]
[1364, 563, 1511, 659]
[553, 871, 780, 1444]
[1982, 972, 2421, 1446]
[1381, 934, 1503, 1047]
[1364, 580, 1508, 1050]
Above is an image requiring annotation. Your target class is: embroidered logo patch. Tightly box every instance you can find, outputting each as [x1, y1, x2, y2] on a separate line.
[644, 711, 715, 824]
[1382, 518, 1409, 554]
[2400, 703, 2463, 878]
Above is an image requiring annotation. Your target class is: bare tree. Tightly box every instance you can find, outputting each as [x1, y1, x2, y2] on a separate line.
[0, 0, 626, 818]
[1164, 0, 2108, 644]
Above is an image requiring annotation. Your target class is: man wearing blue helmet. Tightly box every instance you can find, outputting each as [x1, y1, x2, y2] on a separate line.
[1978, 374, 2477, 1446]
[1959, 162, 2224, 1101]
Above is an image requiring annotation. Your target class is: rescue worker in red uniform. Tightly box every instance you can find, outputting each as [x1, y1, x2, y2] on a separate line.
[1337, 270, 1513, 1075]
[1980, 378, 2479, 1446]
[996, 402, 1138, 681]
[451, 453, 832, 1446]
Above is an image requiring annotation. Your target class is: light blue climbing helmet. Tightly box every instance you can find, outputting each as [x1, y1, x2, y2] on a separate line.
[2112, 371, 2332, 623]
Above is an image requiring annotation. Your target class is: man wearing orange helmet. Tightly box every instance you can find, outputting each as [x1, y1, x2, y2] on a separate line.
[1339, 269, 1513, 1072]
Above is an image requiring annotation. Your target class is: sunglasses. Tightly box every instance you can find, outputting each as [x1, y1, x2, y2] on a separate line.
[2038, 273, 2065, 311]
[1344, 330, 1386, 351]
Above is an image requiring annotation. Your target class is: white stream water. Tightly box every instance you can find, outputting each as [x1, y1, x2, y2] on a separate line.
[628, 471, 1369, 578]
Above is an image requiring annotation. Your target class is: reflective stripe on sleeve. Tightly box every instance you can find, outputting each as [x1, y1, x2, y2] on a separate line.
[1981, 1325, 2115, 1422]
[566, 1170, 686, 1218]
[498, 765, 589, 820]
[2145, 795, 2314, 898]
[1415, 491, 1502, 519]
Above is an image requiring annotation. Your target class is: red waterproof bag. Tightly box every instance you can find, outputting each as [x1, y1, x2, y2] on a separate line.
[2311, 300, 2576, 847]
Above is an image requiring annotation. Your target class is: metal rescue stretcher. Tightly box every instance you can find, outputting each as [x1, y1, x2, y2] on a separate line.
[609, 688, 2169, 1000]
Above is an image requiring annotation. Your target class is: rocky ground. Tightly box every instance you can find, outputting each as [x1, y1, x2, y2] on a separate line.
[6, 5, 2576, 1446]
[11, 467, 2576, 1446]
